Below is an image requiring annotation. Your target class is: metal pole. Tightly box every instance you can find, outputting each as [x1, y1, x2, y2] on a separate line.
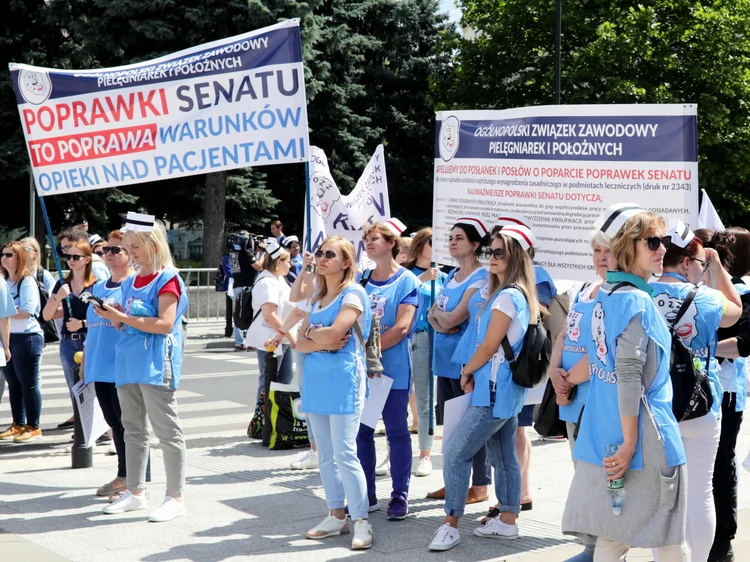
[428, 271, 436, 436]
[555, 0, 562, 104]
[305, 161, 312, 253]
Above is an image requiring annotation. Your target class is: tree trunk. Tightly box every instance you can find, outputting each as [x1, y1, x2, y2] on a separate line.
[202, 171, 227, 267]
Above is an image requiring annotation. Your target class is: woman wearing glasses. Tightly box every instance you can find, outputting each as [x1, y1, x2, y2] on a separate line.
[80, 230, 152, 502]
[43, 240, 98, 404]
[298, 236, 373, 549]
[19, 237, 55, 294]
[650, 220, 740, 562]
[563, 209, 688, 561]
[429, 225, 538, 551]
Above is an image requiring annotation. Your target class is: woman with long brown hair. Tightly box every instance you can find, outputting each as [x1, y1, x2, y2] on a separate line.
[0, 242, 44, 443]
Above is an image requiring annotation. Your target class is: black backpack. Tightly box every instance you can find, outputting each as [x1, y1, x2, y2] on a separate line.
[233, 284, 260, 331]
[12, 273, 59, 344]
[501, 285, 552, 388]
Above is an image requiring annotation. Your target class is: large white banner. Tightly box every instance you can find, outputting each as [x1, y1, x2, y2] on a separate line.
[433, 105, 699, 281]
[306, 145, 390, 262]
[10, 20, 309, 196]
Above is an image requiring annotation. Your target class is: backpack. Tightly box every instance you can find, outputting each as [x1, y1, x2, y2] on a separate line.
[247, 391, 265, 439]
[15, 273, 59, 344]
[353, 269, 384, 377]
[611, 282, 713, 422]
[500, 285, 552, 388]
[233, 283, 260, 331]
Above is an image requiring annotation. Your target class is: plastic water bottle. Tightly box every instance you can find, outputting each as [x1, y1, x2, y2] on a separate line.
[605, 443, 626, 516]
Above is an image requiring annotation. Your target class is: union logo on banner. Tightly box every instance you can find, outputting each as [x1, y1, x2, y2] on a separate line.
[439, 115, 460, 161]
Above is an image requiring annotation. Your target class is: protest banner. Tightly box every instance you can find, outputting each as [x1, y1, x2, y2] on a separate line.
[433, 105, 699, 281]
[306, 145, 390, 263]
[10, 20, 309, 196]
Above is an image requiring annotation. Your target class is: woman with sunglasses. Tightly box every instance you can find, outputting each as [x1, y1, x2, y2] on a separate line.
[403, 227, 446, 477]
[356, 219, 420, 521]
[426, 216, 490, 503]
[80, 231, 152, 502]
[19, 237, 55, 294]
[0, 242, 44, 443]
[562, 209, 688, 561]
[298, 236, 373, 549]
[650, 220, 741, 562]
[429, 226, 539, 551]
[42, 241, 98, 405]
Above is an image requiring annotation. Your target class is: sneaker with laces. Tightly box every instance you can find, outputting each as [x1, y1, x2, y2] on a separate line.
[375, 458, 390, 476]
[103, 490, 148, 514]
[415, 456, 432, 477]
[474, 518, 519, 539]
[429, 523, 460, 551]
[351, 518, 372, 550]
[386, 497, 408, 521]
[13, 426, 42, 443]
[306, 514, 349, 539]
[290, 450, 319, 470]
[0, 423, 23, 440]
[149, 496, 186, 522]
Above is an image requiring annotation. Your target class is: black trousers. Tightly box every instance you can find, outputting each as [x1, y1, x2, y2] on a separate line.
[710, 392, 743, 560]
[95, 382, 151, 482]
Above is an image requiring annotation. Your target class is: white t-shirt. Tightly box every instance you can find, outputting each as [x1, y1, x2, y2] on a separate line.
[491, 292, 524, 345]
[446, 267, 487, 291]
[313, 290, 367, 337]
[246, 271, 291, 351]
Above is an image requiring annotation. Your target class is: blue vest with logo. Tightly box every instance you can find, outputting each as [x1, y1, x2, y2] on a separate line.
[452, 280, 489, 366]
[433, 267, 488, 379]
[651, 280, 725, 420]
[361, 268, 421, 390]
[574, 281, 686, 469]
[301, 285, 372, 415]
[560, 288, 595, 423]
[471, 287, 530, 419]
[114, 268, 188, 389]
[84, 279, 126, 384]
[725, 282, 750, 412]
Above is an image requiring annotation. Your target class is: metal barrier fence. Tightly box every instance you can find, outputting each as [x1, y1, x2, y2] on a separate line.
[178, 268, 228, 322]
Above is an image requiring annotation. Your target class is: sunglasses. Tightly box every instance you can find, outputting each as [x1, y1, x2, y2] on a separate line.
[0, 253, 14, 259]
[427, 238, 432, 246]
[691, 257, 710, 272]
[314, 250, 338, 260]
[102, 246, 125, 255]
[63, 254, 85, 262]
[484, 247, 506, 260]
[636, 236, 671, 252]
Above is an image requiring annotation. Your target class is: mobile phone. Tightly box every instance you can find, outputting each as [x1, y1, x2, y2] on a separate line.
[79, 292, 106, 308]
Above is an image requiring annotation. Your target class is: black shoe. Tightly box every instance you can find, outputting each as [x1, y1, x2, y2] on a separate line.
[57, 420, 74, 430]
[96, 434, 112, 445]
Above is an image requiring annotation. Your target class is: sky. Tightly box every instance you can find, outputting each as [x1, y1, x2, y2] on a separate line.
[439, 0, 461, 23]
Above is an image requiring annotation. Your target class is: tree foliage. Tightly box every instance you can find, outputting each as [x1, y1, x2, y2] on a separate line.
[432, 0, 750, 220]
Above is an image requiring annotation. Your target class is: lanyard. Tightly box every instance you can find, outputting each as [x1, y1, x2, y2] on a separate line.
[661, 272, 688, 283]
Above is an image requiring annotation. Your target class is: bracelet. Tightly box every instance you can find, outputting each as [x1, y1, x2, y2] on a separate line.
[277, 328, 286, 336]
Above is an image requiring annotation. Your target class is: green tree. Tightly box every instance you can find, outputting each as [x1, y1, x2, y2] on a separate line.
[433, 0, 750, 221]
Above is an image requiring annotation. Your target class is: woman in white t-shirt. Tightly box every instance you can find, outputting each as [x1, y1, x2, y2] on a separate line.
[246, 240, 294, 402]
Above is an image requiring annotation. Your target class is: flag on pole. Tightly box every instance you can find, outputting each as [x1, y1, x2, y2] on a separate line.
[698, 189, 725, 231]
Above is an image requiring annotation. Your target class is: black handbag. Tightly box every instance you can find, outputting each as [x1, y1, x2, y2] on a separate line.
[533, 378, 568, 437]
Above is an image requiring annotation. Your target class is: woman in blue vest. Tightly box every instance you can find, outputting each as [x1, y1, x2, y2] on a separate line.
[94, 213, 189, 523]
[651, 220, 741, 562]
[562, 209, 688, 561]
[426, 216, 490, 503]
[429, 225, 538, 551]
[357, 219, 420, 521]
[404, 227, 447, 477]
[79, 230, 152, 502]
[706, 227, 750, 562]
[297, 236, 373, 550]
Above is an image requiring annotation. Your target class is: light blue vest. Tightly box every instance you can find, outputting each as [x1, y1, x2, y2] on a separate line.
[471, 287, 530, 419]
[433, 267, 488, 379]
[560, 288, 595, 423]
[361, 268, 421, 390]
[452, 280, 489, 366]
[301, 284, 372, 415]
[651, 280, 725, 420]
[724, 282, 750, 412]
[534, 263, 557, 306]
[114, 268, 188, 389]
[84, 279, 125, 384]
[574, 282, 686, 469]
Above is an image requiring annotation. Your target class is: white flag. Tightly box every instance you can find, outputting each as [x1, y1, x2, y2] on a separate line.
[344, 145, 390, 229]
[698, 189, 725, 231]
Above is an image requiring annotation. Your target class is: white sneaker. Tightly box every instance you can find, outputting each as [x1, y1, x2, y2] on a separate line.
[376, 421, 386, 435]
[351, 518, 373, 550]
[375, 458, 390, 476]
[291, 450, 319, 470]
[149, 497, 187, 522]
[306, 514, 349, 539]
[429, 523, 460, 551]
[474, 518, 519, 539]
[415, 457, 432, 477]
[102, 490, 148, 514]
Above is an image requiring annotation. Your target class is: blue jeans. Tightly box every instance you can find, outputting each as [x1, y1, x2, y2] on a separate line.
[411, 331, 434, 452]
[443, 403, 520, 518]
[308, 410, 369, 520]
[60, 337, 86, 400]
[255, 345, 293, 402]
[357, 388, 412, 501]
[2, 333, 44, 429]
